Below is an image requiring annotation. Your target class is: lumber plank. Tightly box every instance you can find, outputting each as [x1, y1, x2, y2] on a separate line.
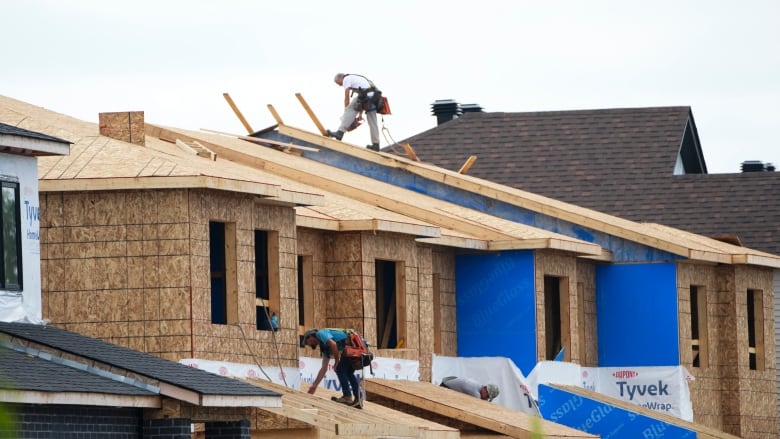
[401, 143, 419, 161]
[295, 93, 328, 135]
[200, 128, 319, 152]
[458, 155, 477, 174]
[366, 379, 597, 439]
[267, 104, 284, 125]
[222, 93, 254, 134]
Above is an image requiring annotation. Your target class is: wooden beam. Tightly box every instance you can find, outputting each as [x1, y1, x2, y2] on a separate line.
[401, 143, 419, 161]
[267, 104, 284, 125]
[200, 128, 319, 152]
[295, 93, 328, 136]
[365, 379, 597, 438]
[458, 155, 477, 174]
[223, 93, 254, 134]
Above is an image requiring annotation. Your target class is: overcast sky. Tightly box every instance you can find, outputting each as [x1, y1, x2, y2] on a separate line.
[2, 1, 778, 173]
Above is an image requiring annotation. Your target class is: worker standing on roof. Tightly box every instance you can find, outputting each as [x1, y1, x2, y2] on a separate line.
[302, 328, 361, 407]
[326, 73, 385, 151]
[440, 376, 500, 402]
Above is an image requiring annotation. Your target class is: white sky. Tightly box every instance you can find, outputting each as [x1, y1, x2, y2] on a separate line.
[2, 0, 778, 173]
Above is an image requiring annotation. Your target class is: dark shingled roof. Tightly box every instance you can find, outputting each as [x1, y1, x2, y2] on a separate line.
[0, 122, 71, 144]
[0, 346, 155, 395]
[397, 106, 780, 256]
[0, 322, 279, 397]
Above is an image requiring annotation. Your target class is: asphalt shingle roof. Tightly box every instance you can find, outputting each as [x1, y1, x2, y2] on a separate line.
[399, 106, 780, 256]
[0, 346, 155, 395]
[0, 121, 70, 144]
[0, 322, 278, 397]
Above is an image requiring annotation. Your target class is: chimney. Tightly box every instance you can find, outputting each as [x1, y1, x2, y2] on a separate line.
[99, 111, 145, 146]
[431, 99, 461, 125]
[740, 160, 775, 172]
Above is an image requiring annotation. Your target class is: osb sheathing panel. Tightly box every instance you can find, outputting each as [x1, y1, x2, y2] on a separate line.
[99, 111, 145, 146]
[534, 250, 579, 363]
[432, 249, 458, 356]
[40, 187, 303, 367]
[296, 228, 330, 329]
[575, 260, 598, 366]
[677, 262, 778, 438]
[188, 189, 300, 368]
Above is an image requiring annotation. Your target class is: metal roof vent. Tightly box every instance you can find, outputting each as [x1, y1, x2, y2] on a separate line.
[741, 161, 775, 172]
[460, 104, 484, 113]
[431, 99, 461, 125]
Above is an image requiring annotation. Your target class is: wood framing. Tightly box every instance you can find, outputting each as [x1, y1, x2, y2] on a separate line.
[222, 93, 254, 134]
[295, 93, 328, 136]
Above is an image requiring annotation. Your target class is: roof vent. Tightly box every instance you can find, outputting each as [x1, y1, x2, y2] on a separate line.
[460, 104, 483, 113]
[741, 160, 775, 172]
[431, 99, 461, 125]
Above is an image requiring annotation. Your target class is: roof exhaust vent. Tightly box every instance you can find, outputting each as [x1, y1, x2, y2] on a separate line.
[741, 160, 775, 172]
[460, 104, 483, 114]
[431, 99, 461, 125]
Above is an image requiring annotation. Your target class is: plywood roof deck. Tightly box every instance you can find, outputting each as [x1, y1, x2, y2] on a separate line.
[365, 379, 597, 439]
[160, 125, 603, 257]
[247, 378, 459, 439]
[276, 123, 780, 268]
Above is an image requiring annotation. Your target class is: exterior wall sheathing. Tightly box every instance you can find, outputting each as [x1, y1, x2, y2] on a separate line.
[678, 262, 778, 438]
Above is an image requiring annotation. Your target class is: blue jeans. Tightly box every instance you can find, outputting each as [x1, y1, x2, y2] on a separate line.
[336, 355, 359, 398]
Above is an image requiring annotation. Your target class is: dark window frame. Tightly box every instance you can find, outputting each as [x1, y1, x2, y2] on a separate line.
[1, 180, 23, 291]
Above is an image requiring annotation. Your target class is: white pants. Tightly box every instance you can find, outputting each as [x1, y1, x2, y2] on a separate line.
[338, 96, 379, 145]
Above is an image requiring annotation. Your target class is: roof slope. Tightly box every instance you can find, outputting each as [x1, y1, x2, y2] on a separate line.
[276, 124, 780, 268]
[397, 106, 780, 255]
[0, 346, 154, 396]
[0, 322, 277, 398]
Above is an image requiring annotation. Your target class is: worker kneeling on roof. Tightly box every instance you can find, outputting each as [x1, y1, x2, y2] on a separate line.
[440, 376, 500, 402]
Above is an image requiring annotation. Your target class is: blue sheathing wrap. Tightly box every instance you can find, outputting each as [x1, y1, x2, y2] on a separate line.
[264, 132, 682, 264]
[596, 263, 680, 366]
[455, 250, 537, 374]
[537, 384, 696, 438]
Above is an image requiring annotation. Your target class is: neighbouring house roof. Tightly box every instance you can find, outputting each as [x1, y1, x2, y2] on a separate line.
[0, 346, 156, 396]
[396, 106, 780, 256]
[0, 121, 71, 156]
[0, 322, 281, 407]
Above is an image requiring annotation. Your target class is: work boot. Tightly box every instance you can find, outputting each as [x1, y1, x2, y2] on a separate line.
[331, 395, 354, 404]
[326, 129, 344, 140]
[367, 143, 379, 151]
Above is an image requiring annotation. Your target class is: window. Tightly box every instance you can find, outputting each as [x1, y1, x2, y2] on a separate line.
[376, 259, 406, 349]
[432, 273, 442, 353]
[255, 230, 280, 331]
[746, 289, 764, 370]
[297, 255, 313, 332]
[544, 276, 569, 361]
[209, 221, 237, 325]
[1, 181, 23, 291]
[690, 285, 709, 368]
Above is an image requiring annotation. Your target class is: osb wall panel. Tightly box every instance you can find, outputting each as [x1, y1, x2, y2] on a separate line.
[188, 189, 300, 368]
[678, 262, 778, 438]
[40, 190, 193, 361]
[733, 265, 777, 438]
[576, 260, 598, 366]
[98, 111, 145, 146]
[296, 228, 331, 332]
[534, 250, 579, 363]
[358, 232, 421, 355]
[432, 249, 457, 357]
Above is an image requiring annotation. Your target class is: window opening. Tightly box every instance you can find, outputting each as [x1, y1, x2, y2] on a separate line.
[747, 289, 764, 370]
[1, 181, 23, 291]
[690, 285, 709, 368]
[376, 259, 405, 349]
[544, 276, 568, 361]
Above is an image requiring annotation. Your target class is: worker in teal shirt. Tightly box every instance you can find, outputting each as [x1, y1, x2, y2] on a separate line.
[302, 328, 361, 407]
